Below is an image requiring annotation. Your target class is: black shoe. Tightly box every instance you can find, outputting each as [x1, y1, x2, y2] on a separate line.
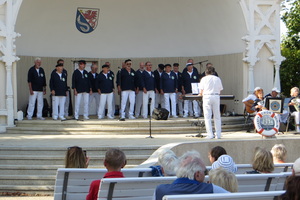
[119, 118, 125, 121]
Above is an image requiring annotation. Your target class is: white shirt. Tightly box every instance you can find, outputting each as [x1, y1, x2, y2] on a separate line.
[242, 94, 257, 102]
[187, 71, 193, 78]
[199, 75, 223, 95]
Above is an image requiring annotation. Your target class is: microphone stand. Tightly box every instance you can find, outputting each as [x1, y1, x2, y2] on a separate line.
[193, 60, 208, 75]
[146, 98, 153, 138]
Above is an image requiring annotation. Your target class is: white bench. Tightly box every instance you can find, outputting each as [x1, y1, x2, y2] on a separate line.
[162, 190, 285, 200]
[97, 173, 291, 200]
[206, 163, 293, 174]
[54, 168, 153, 200]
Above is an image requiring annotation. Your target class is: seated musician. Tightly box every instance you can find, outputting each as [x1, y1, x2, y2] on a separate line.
[242, 87, 264, 114]
[288, 87, 300, 133]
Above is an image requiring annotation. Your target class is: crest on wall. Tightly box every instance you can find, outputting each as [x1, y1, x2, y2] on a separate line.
[76, 7, 100, 34]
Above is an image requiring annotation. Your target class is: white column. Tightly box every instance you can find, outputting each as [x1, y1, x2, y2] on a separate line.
[0, 0, 23, 131]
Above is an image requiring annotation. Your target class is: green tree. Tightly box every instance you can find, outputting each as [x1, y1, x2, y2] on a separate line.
[280, 0, 300, 96]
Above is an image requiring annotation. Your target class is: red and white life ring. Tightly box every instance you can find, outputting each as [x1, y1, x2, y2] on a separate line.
[254, 110, 279, 137]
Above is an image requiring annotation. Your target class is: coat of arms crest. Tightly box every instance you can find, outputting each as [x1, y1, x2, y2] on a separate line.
[76, 7, 100, 34]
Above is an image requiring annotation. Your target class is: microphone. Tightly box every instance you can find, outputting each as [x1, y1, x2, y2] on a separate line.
[148, 98, 152, 104]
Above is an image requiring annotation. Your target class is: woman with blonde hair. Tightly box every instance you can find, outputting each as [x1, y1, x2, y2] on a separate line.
[209, 168, 238, 192]
[246, 147, 274, 174]
[271, 144, 287, 164]
[65, 146, 89, 168]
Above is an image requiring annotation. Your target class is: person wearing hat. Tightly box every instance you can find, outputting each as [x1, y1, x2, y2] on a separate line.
[141, 61, 157, 119]
[280, 157, 300, 199]
[173, 63, 184, 117]
[96, 64, 115, 119]
[72, 60, 92, 120]
[242, 86, 264, 114]
[88, 63, 100, 114]
[49, 63, 68, 120]
[160, 64, 178, 118]
[182, 58, 199, 74]
[116, 59, 136, 120]
[181, 63, 201, 118]
[265, 87, 280, 98]
[154, 64, 165, 108]
[26, 57, 47, 120]
[211, 155, 237, 173]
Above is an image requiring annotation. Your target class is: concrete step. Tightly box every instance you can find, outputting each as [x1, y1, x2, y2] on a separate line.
[0, 175, 55, 185]
[0, 185, 54, 195]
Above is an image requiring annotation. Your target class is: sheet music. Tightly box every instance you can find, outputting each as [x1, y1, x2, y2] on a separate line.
[191, 83, 201, 94]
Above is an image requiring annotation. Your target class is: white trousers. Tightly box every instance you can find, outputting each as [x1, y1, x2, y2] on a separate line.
[176, 92, 184, 116]
[112, 93, 116, 116]
[135, 91, 143, 117]
[291, 111, 300, 131]
[155, 93, 165, 108]
[89, 92, 100, 112]
[52, 96, 66, 119]
[98, 92, 114, 118]
[64, 93, 70, 117]
[27, 91, 43, 118]
[142, 90, 155, 118]
[183, 95, 199, 117]
[163, 93, 177, 117]
[203, 95, 221, 138]
[74, 93, 89, 119]
[120, 91, 135, 118]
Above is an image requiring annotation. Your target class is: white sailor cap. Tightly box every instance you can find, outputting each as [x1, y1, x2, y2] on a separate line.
[271, 87, 280, 93]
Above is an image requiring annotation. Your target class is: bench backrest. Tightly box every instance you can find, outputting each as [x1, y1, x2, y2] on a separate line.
[162, 190, 285, 200]
[54, 168, 152, 200]
[97, 173, 291, 200]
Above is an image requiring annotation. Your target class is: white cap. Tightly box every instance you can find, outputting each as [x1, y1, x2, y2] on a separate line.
[186, 63, 193, 67]
[211, 155, 237, 173]
[293, 157, 300, 176]
[272, 87, 280, 93]
[254, 87, 262, 91]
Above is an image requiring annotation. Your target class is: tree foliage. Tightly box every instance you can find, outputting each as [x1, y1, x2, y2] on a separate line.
[280, 0, 300, 96]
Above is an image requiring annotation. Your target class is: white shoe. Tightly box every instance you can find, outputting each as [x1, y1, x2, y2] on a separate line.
[107, 116, 114, 119]
[59, 117, 66, 121]
[98, 117, 103, 120]
[27, 116, 32, 120]
[205, 136, 215, 139]
[129, 116, 136, 119]
[172, 115, 178, 118]
[183, 115, 188, 118]
[53, 118, 58, 121]
[37, 117, 45, 120]
[83, 116, 89, 120]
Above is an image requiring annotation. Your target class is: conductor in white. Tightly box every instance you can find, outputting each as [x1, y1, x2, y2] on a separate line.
[199, 66, 223, 139]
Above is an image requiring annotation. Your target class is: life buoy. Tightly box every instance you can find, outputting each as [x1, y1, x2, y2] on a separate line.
[254, 110, 279, 137]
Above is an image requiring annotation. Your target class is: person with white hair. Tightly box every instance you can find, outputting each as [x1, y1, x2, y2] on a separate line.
[27, 57, 47, 120]
[271, 144, 287, 164]
[288, 87, 300, 132]
[154, 151, 229, 200]
[158, 150, 178, 176]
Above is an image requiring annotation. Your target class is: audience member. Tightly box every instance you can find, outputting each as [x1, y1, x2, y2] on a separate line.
[279, 157, 300, 200]
[86, 148, 126, 200]
[208, 146, 227, 164]
[211, 155, 237, 173]
[246, 147, 274, 174]
[271, 144, 287, 164]
[158, 150, 179, 176]
[154, 150, 229, 200]
[65, 146, 89, 168]
[209, 168, 238, 192]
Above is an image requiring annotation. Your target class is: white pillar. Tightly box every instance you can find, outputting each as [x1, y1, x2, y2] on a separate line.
[0, 0, 23, 132]
[240, 0, 285, 94]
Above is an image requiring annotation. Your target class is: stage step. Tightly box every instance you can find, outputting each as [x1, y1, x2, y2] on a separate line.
[0, 146, 158, 195]
[7, 116, 247, 135]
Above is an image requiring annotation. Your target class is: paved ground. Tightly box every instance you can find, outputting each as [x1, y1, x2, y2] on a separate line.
[0, 130, 299, 199]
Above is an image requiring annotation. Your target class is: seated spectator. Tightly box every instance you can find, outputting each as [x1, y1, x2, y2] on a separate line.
[209, 168, 238, 192]
[86, 148, 126, 200]
[65, 146, 89, 168]
[271, 144, 287, 164]
[154, 150, 229, 200]
[279, 157, 300, 200]
[211, 155, 237, 173]
[150, 149, 179, 176]
[208, 146, 227, 164]
[246, 147, 274, 174]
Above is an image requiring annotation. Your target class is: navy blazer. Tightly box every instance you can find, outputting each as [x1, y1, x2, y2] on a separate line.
[72, 69, 91, 93]
[27, 66, 46, 91]
[141, 70, 156, 91]
[135, 70, 144, 90]
[160, 71, 178, 93]
[174, 71, 183, 93]
[154, 70, 163, 92]
[88, 72, 99, 93]
[96, 72, 114, 94]
[116, 68, 136, 91]
[181, 70, 200, 94]
[49, 72, 68, 96]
